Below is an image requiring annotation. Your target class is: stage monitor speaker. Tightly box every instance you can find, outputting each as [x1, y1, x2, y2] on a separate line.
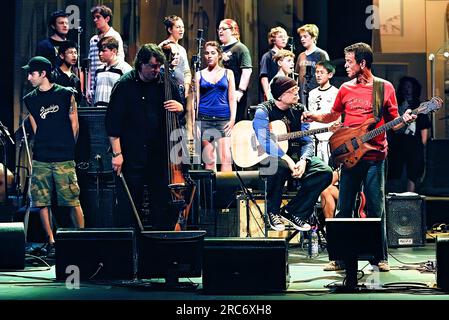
[202, 238, 289, 294]
[386, 194, 426, 248]
[0, 223, 25, 269]
[55, 228, 136, 281]
[75, 107, 112, 175]
[421, 139, 449, 196]
[437, 237, 449, 292]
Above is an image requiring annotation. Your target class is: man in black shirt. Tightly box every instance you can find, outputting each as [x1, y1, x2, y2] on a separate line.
[36, 10, 70, 68]
[53, 40, 82, 104]
[105, 43, 184, 230]
[22, 56, 84, 257]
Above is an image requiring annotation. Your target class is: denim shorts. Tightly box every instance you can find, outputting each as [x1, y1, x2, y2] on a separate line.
[31, 160, 80, 207]
[198, 115, 229, 142]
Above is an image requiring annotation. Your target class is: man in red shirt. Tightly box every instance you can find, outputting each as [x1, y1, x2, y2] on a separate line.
[303, 42, 415, 272]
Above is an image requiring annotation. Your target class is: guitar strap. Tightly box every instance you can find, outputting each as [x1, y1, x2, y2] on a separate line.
[372, 77, 385, 123]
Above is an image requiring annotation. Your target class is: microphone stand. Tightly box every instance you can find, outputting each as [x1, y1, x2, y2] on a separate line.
[288, 37, 298, 83]
[190, 29, 204, 168]
[75, 21, 87, 105]
[303, 66, 313, 111]
[20, 116, 33, 240]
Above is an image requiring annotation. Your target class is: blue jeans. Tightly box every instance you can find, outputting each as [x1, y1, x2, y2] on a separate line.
[336, 159, 388, 261]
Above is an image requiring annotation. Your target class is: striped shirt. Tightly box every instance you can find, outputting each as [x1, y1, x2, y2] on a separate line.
[94, 60, 132, 106]
[88, 27, 125, 95]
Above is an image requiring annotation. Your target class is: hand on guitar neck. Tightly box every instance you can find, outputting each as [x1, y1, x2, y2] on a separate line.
[329, 97, 442, 169]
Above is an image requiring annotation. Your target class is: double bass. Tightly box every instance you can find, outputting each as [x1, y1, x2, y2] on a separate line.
[161, 43, 196, 231]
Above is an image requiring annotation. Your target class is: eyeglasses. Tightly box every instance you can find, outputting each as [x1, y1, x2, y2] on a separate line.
[217, 27, 231, 32]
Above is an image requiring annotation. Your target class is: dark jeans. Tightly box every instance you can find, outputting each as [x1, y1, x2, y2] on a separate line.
[264, 156, 333, 220]
[336, 159, 388, 262]
[114, 147, 175, 230]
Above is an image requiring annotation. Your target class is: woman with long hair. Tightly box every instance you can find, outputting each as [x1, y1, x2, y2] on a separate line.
[196, 41, 236, 172]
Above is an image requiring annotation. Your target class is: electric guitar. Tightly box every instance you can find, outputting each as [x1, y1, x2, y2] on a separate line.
[329, 97, 443, 169]
[231, 120, 340, 168]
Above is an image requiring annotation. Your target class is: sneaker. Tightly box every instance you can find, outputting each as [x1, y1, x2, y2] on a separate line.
[268, 212, 286, 231]
[323, 261, 344, 271]
[279, 209, 311, 231]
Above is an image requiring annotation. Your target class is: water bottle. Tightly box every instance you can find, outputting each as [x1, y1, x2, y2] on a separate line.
[310, 228, 319, 257]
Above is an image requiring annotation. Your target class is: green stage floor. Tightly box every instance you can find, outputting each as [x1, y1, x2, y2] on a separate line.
[0, 242, 448, 302]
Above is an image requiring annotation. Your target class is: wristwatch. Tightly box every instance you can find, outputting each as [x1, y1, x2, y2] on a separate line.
[112, 151, 122, 158]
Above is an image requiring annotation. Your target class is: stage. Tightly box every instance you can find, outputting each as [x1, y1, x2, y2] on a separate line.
[1, 240, 448, 302]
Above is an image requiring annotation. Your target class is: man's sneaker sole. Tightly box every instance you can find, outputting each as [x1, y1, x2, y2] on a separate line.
[268, 222, 286, 232]
[281, 216, 311, 232]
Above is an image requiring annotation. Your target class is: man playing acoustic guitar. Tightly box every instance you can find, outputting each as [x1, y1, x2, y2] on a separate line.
[253, 76, 333, 232]
[303, 43, 416, 272]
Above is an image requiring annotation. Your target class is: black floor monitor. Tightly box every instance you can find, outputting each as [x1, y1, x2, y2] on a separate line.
[137, 230, 206, 290]
[326, 218, 383, 290]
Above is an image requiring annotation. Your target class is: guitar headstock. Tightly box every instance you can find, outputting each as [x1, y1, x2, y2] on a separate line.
[417, 96, 443, 114]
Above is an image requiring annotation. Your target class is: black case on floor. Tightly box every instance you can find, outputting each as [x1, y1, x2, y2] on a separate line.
[55, 228, 136, 281]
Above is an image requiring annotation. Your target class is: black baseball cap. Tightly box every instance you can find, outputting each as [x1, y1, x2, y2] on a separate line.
[49, 9, 69, 27]
[22, 56, 53, 73]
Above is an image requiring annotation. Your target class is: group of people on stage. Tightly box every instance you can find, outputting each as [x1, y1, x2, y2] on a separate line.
[22, 5, 428, 274]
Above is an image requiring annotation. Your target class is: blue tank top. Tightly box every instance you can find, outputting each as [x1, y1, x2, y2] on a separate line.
[199, 70, 230, 118]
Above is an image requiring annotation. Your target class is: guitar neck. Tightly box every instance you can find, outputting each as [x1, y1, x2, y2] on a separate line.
[361, 108, 419, 142]
[277, 127, 330, 142]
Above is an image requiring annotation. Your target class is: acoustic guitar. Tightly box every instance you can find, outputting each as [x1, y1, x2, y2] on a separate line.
[329, 97, 443, 169]
[231, 120, 340, 168]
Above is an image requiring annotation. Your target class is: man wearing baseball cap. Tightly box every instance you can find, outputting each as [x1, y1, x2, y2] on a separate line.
[22, 56, 84, 258]
[252, 75, 332, 232]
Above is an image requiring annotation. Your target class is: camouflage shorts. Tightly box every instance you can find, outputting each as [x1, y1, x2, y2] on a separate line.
[31, 160, 80, 207]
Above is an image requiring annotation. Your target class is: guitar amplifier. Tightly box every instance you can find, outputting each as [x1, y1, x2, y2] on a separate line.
[386, 194, 426, 247]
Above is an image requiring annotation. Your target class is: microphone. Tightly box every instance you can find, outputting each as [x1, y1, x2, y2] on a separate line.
[196, 29, 204, 41]
[0, 121, 14, 145]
